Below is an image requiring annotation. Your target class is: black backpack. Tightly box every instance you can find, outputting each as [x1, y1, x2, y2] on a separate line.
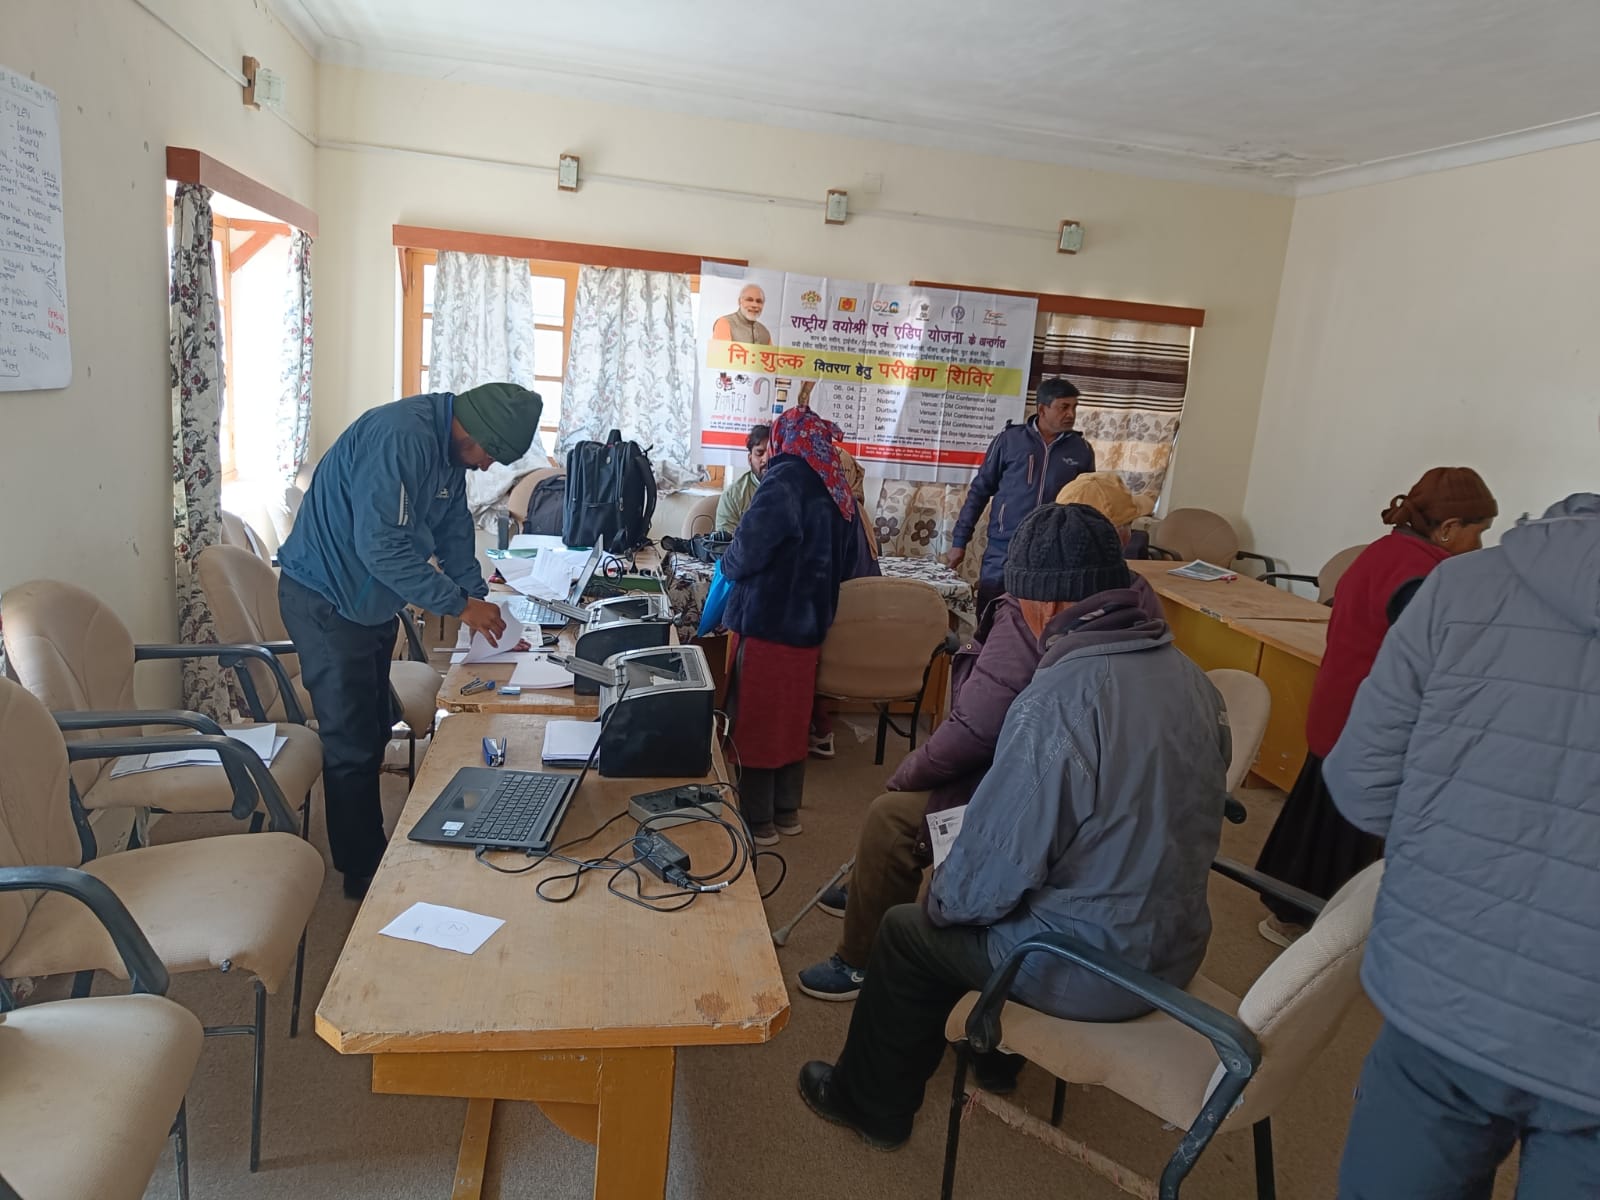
[562, 429, 658, 552]
[520, 472, 567, 537]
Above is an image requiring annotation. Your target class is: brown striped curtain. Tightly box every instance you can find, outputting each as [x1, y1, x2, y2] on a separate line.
[1031, 314, 1193, 506]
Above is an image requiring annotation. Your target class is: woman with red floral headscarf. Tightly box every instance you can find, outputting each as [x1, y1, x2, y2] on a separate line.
[721, 405, 868, 842]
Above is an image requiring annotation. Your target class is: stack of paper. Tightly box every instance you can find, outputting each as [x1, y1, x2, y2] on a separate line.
[1168, 560, 1239, 582]
[541, 719, 601, 765]
[457, 598, 527, 664]
[509, 657, 575, 689]
[110, 724, 287, 778]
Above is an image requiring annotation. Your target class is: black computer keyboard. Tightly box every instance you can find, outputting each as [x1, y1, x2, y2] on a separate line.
[464, 773, 567, 844]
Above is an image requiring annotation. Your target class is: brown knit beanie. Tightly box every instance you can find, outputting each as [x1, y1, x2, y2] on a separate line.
[1382, 467, 1498, 532]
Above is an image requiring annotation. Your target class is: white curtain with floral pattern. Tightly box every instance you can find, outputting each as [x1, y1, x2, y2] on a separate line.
[169, 183, 232, 720]
[556, 266, 698, 493]
[429, 251, 542, 522]
[274, 229, 314, 486]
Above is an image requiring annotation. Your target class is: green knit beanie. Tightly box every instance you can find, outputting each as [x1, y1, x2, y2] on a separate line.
[453, 383, 542, 464]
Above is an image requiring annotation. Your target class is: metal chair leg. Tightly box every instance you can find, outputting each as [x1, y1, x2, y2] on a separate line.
[1253, 1118, 1276, 1200]
[248, 811, 266, 835]
[909, 694, 925, 751]
[69, 969, 94, 999]
[940, 1041, 972, 1200]
[171, 1099, 191, 1200]
[289, 929, 307, 1038]
[299, 790, 312, 841]
[874, 707, 888, 765]
[250, 979, 266, 1172]
[1050, 1077, 1067, 1127]
[408, 732, 417, 784]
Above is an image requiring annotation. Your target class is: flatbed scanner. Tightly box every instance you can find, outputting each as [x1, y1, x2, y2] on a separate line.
[553, 646, 714, 778]
[571, 593, 675, 695]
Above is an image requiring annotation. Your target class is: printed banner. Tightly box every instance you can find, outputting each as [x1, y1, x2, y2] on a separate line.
[692, 271, 1037, 482]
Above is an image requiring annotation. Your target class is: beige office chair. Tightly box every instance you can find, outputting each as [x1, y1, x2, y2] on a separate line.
[0, 677, 324, 1175]
[941, 860, 1383, 1200]
[1260, 543, 1368, 605]
[198, 545, 441, 781]
[219, 509, 271, 563]
[815, 577, 954, 764]
[1207, 668, 1272, 825]
[681, 492, 720, 538]
[1149, 508, 1279, 577]
[0, 580, 324, 836]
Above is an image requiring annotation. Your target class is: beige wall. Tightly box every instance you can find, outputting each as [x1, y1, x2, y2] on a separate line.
[1, 0, 315, 693]
[313, 66, 1293, 523]
[1243, 142, 1600, 579]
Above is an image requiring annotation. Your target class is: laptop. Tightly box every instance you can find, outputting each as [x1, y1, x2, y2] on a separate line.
[509, 546, 603, 628]
[408, 718, 604, 853]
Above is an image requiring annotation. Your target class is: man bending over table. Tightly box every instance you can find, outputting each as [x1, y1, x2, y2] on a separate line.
[797, 504, 1231, 1148]
[278, 383, 540, 899]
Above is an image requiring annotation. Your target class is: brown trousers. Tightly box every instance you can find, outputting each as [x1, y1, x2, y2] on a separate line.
[839, 790, 930, 967]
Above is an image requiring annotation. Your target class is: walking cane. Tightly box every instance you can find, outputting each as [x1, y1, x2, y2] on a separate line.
[771, 857, 854, 947]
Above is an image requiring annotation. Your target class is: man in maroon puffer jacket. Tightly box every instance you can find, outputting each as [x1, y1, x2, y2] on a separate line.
[796, 530, 1160, 1001]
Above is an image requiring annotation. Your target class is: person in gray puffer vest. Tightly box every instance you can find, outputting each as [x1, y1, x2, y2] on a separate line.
[796, 503, 1231, 1150]
[1325, 492, 1600, 1199]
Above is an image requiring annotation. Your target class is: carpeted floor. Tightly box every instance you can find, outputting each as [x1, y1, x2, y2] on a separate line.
[102, 714, 1516, 1200]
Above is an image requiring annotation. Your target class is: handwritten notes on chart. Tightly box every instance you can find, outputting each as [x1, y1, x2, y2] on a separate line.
[0, 66, 70, 391]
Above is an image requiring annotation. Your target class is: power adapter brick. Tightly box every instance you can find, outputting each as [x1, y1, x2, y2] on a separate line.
[628, 784, 730, 830]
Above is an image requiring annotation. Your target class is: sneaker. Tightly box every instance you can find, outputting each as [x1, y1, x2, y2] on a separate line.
[751, 823, 781, 847]
[1258, 916, 1308, 949]
[809, 731, 836, 759]
[797, 1061, 909, 1150]
[818, 882, 848, 918]
[798, 954, 866, 1002]
[775, 812, 804, 837]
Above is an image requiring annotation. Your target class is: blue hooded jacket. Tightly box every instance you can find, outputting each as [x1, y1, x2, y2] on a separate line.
[952, 417, 1095, 588]
[278, 394, 488, 626]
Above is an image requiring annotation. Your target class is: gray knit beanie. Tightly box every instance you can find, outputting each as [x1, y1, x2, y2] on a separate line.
[1004, 503, 1131, 602]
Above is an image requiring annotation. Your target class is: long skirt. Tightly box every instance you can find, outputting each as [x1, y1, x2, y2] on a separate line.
[727, 633, 820, 770]
[1254, 752, 1384, 923]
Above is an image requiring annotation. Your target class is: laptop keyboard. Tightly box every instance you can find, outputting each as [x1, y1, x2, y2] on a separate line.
[510, 597, 567, 626]
[464, 773, 568, 845]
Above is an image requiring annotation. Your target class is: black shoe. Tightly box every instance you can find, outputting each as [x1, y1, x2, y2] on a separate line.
[818, 882, 848, 919]
[796, 1061, 910, 1150]
[342, 872, 374, 900]
[971, 1050, 1025, 1096]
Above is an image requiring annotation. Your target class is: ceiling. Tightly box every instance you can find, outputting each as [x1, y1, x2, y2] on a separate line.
[272, 0, 1600, 193]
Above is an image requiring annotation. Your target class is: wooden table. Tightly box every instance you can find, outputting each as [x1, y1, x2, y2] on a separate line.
[1129, 562, 1330, 790]
[316, 712, 788, 1199]
[1230, 620, 1327, 790]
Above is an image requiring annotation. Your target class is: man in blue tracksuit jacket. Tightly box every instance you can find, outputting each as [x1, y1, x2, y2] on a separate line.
[278, 383, 540, 897]
[946, 377, 1095, 613]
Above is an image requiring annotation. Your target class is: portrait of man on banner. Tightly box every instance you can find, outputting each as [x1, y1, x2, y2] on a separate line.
[711, 283, 773, 345]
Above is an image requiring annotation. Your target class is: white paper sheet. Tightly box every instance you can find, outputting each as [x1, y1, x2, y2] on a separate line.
[1168, 560, 1238, 582]
[109, 727, 288, 778]
[509, 657, 576, 689]
[509, 533, 568, 552]
[449, 647, 544, 666]
[379, 902, 505, 955]
[542, 719, 601, 764]
[927, 804, 968, 868]
[461, 599, 526, 664]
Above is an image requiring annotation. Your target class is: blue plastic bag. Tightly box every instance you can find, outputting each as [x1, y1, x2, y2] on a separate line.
[697, 559, 734, 637]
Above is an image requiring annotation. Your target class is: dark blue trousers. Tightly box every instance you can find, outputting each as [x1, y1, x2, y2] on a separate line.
[1340, 1024, 1600, 1199]
[278, 572, 397, 878]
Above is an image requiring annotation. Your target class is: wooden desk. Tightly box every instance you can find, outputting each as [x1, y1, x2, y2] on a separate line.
[437, 623, 599, 717]
[1129, 559, 1333, 624]
[1230, 620, 1326, 790]
[317, 713, 788, 1199]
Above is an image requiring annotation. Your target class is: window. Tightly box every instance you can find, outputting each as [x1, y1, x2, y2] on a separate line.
[400, 249, 578, 440]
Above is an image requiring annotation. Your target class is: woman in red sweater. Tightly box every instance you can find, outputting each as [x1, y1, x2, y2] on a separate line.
[1255, 467, 1498, 946]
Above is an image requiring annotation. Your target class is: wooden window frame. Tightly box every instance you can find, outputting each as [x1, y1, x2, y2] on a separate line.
[910, 280, 1204, 328]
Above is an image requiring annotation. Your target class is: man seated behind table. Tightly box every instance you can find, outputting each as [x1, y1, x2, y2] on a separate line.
[798, 500, 1162, 998]
[715, 424, 771, 534]
[1056, 472, 1154, 558]
[796, 503, 1232, 1148]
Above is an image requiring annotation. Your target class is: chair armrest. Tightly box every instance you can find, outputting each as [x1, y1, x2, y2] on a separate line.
[53, 709, 225, 736]
[134, 643, 309, 725]
[400, 611, 429, 663]
[0, 866, 169, 995]
[1146, 544, 1181, 562]
[1223, 797, 1248, 824]
[1236, 550, 1280, 574]
[260, 641, 297, 657]
[1210, 856, 1325, 920]
[63, 734, 298, 833]
[963, 931, 1260, 1082]
[1256, 572, 1317, 590]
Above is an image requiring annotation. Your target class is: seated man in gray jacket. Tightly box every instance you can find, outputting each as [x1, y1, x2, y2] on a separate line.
[1325, 492, 1600, 1199]
[797, 503, 1232, 1149]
